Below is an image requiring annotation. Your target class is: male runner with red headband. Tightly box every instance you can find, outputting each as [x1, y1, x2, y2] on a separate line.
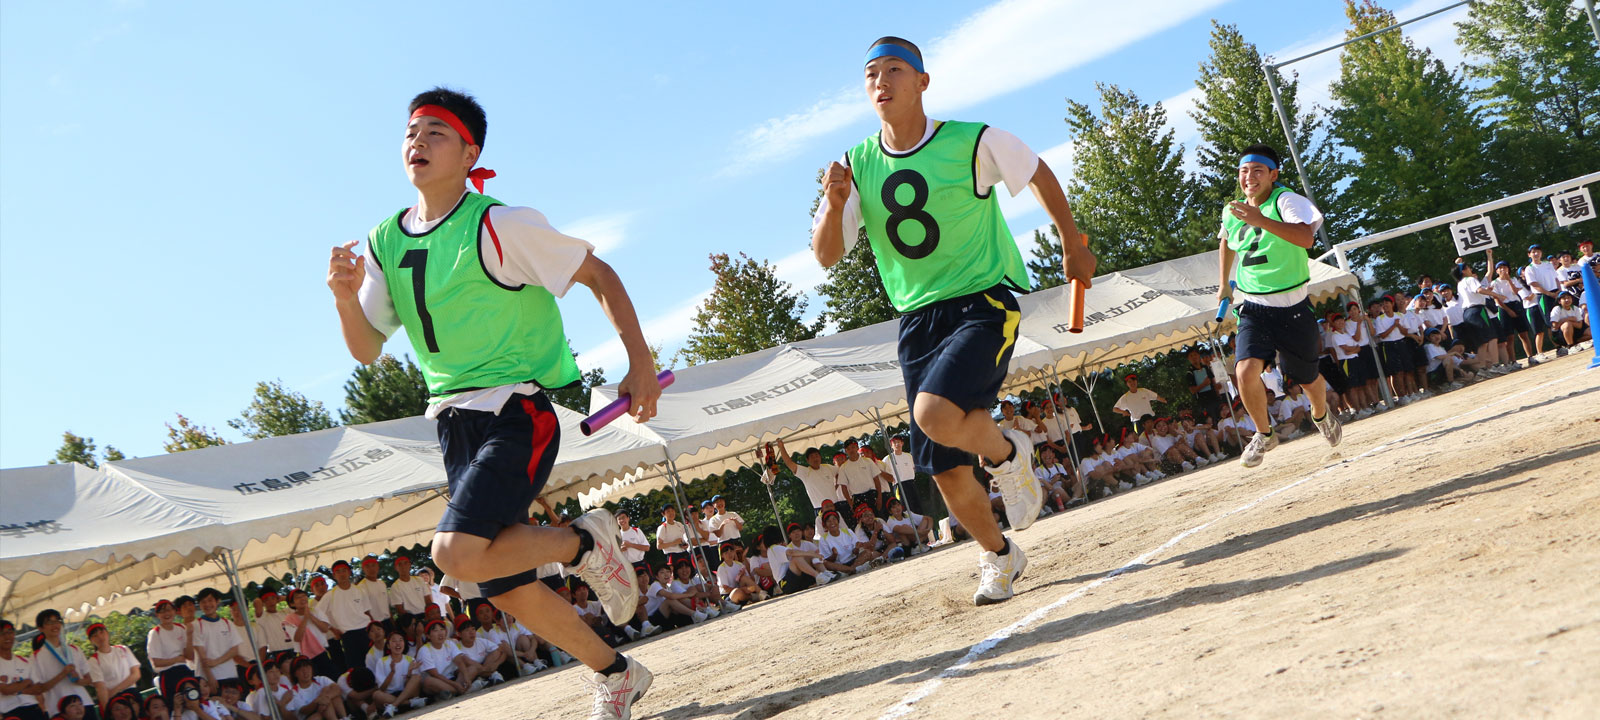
[327, 87, 658, 720]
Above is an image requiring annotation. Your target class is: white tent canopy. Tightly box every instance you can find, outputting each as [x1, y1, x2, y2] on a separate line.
[0, 406, 666, 620]
[584, 250, 1357, 505]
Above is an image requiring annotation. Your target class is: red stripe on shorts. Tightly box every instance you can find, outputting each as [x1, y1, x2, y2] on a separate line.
[522, 398, 558, 485]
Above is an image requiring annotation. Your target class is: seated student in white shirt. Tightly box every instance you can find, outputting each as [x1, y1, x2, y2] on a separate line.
[336, 664, 384, 720]
[647, 564, 705, 629]
[244, 661, 292, 720]
[1179, 413, 1226, 462]
[285, 656, 346, 720]
[414, 619, 468, 699]
[1032, 445, 1073, 510]
[467, 602, 518, 678]
[816, 508, 876, 575]
[765, 524, 835, 595]
[1216, 402, 1257, 450]
[1550, 291, 1588, 346]
[1115, 431, 1162, 486]
[449, 620, 499, 691]
[1077, 439, 1114, 499]
[743, 536, 779, 595]
[368, 631, 424, 717]
[1421, 326, 1476, 386]
[673, 562, 724, 618]
[1273, 384, 1313, 437]
[494, 609, 552, 672]
[715, 544, 766, 606]
[881, 497, 933, 549]
[567, 583, 628, 647]
[1145, 417, 1205, 471]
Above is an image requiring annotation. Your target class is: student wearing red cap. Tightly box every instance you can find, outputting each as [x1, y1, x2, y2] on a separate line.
[319, 561, 377, 674]
[325, 87, 656, 717]
[83, 624, 139, 711]
[1112, 373, 1165, 435]
[144, 600, 195, 700]
[1, 619, 46, 720]
[357, 556, 395, 623]
[250, 591, 293, 658]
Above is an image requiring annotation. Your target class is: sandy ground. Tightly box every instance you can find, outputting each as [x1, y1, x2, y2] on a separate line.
[422, 353, 1600, 720]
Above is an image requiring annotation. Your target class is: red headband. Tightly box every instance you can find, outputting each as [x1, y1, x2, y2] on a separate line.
[409, 104, 497, 193]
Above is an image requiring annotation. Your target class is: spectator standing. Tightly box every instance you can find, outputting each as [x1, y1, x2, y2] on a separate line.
[25, 610, 94, 719]
[709, 496, 744, 544]
[1454, 259, 1508, 371]
[191, 588, 245, 694]
[654, 505, 690, 568]
[387, 557, 429, 616]
[1186, 348, 1224, 422]
[695, 501, 720, 571]
[357, 557, 395, 622]
[320, 561, 377, 673]
[85, 623, 141, 706]
[146, 600, 197, 696]
[250, 591, 293, 657]
[1112, 373, 1164, 433]
[0, 619, 46, 720]
[1522, 245, 1559, 355]
[616, 511, 650, 566]
[776, 441, 847, 516]
[838, 439, 891, 516]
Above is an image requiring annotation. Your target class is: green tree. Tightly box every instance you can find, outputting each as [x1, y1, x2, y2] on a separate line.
[1027, 225, 1066, 290]
[810, 167, 897, 332]
[1190, 21, 1335, 224]
[1064, 83, 1205, 274]
[339, 354, 430, 424]
[677, 252, 820, 365]
[547, 346, 607, 411]
[49, 431, 99, 468]
[1327, 0, 1492, 289]
[103, 446, 125, 463]
[228, 379, 337, 439]
[163, 413, 229, 453]
[1456, 0, 1600, 246]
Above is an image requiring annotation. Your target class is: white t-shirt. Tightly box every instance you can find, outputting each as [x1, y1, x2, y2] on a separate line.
[1149, 434, 1176, 454]
[1458, 276, 1488, 307]
[793, 465, 843, 508]
[373, 654, 417, 694]
[286, 677, 334, 712]
[193, 616, 240, 681]
[715, 562, 747, 594]
[247, 680, 292, 717]
[359, 195, 594, 418]
[1113, 388, 1160, 420]
[817, 118, 1041, 244]
[1042, 415, 1067, 443]
[1327, 330, 1358, 360]
[1524, 261, 1559, 294]
[416, 642, 462, 680]
[253, 611, 294, 654]
[145, 623, 190, 672]
[28, 641, 94, 711]
[654, 520, 688, 554]
[456, 637, 493, 665]
[1397, 310, 1425, 335]
[765, 545, 792, 583]
[838, 457, 881, 495]
[818, 528, 860, 564]
[85, 645, 139, 691]
[882, 511, 925, 535]
[645, 581, 671, 616]
[1275, 394, 1310, 422]
[619, 526, 650, 564]
[1489, 278, 1525, 305]
[1550, 305, 1583, 323]
[1425, 344, 1449, 372]
[358, 578, 391, 620]
[0, 653, 39, 713]
[319, 585, 375, 633]
[1261, 367, 1285, 397]
[709, 510, 744, 542]
[1221, 189, 1327, 307]
[1444, 299, 1466, 326]
[388, 577, 429, 615]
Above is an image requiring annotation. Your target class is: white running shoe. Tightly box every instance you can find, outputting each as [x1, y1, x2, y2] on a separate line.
[1180, 461, 1195, 471]
[382, 705, 397, 718]
[409, 697, 428, 709]
[571, 509, 639, 625]
[640, 621, 660, 637]
[973, 540, 1028, 606]
[986, 428, 1046, 531]
[815, 570, 837, 586]
[910, 544, 929, 556]
[721, 599, 741, 613]
[703, 605, 720, 618]
[1195, 456, 1209, 467]
[1313, 411, 1343, 448]
[690, 610, 708, 624]
[1118, 481, 1134, 491]
[584, 655, 652, 720]
[469, 678, 487, 692]
[522, 661, 546, 675]
[489, 672, 505, 684]
[1240, 431, 1279, 468]
[623, 625, 639, 640]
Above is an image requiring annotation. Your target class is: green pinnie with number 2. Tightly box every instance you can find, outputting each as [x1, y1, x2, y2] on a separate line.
[367, 191, 580, 398]
[1222, 185, 1311, 296]
[847, 120, 1032, 313]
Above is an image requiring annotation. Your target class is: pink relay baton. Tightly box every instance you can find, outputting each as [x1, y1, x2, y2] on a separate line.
[580, 370, 675, 436]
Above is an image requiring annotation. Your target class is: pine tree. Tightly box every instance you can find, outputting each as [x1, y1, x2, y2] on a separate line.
[1328, 0, 1492, 288]
[163, 414, 229, 453]
[102, 446, 125, 463]
[677, 253, 819, 365]
[1190, 21, 1335, 226]
[1064, 83, 1205, 274]
[229, 380, 337, 439]
[546, 346, 607, 411]
[1027, 225, 1066, 290]
[49, 431, 99, 468]
[810, 167, 897, 332]
[339, 354, 430, 425]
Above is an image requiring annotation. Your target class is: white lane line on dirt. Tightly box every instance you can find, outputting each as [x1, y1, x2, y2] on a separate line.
[879, 370, 1588, 720]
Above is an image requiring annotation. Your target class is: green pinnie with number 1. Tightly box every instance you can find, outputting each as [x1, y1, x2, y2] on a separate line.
[810, 36, 1095, 608]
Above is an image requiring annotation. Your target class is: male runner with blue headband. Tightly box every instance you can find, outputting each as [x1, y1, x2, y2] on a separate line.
[1216, 143, 1343, 468]
[811, 37, 1095, 606]
[326, 87, 658, 719]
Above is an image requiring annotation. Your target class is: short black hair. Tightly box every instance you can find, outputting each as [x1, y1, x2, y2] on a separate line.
[867, 36, 923, 63]
[1240, 143, 1282, 167]
[408, 87, 488, 149]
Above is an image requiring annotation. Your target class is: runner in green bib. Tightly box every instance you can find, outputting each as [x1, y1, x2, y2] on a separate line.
[811, 37, 1097, 607]
[325, 87, 658, 719]
[1216, 144, 1343, 469]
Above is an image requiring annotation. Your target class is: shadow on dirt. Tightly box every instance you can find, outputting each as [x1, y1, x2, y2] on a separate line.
[646, 549, 1406, 720]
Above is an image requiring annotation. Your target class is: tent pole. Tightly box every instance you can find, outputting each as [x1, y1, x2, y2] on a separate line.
[750, 449, 786, 533]
[867, 408, 913, 515]
[1045, 367, 1081, 471]
[222, 549, 283, 720]
[1207, 326, 1247, 452]
[662, 457, 710, 578]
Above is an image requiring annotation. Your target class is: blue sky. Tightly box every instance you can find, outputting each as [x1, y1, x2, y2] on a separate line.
[0, 0, 1473, 467]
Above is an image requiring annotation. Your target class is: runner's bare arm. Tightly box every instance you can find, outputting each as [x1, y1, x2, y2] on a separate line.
[812, 162, 852, 268]
[329, 240, 386, 364]
[1028, 159, 1094, 288]
[572, 252, 659, 422]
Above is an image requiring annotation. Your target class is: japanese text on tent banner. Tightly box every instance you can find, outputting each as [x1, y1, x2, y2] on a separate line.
[1051, 286, 1219, 334]
[1450, 216, 1499, 256]
[233, 448, 396, 495]
[701, 361, 900, 416]
[1551, 187, 1594, 228]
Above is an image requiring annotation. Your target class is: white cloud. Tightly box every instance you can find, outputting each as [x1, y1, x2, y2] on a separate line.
[772, 247, 828, 295]
[720, 0, 1231, 176]
[578, 289, 709, 373]
[560, 212, 634, 256]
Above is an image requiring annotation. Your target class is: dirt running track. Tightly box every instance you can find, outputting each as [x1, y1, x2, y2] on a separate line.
[424, 354, 1600, 719]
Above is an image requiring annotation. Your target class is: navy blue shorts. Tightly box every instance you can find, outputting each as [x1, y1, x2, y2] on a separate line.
[1318, 356, 1349, 395]
[1235, 300, 1322, 386]
[436, 392, 560, 598]
[1527, 296, 1551, 333]
[1379, 340, 1413, 375]
[899, 285, 1019, 476]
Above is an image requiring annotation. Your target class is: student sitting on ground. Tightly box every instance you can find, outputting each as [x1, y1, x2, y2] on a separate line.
[1115, 429, 1163, 485]
[284, 657, 346, 720]
[1179, 412, 1226, 462]
[243, 661, 291, 720]
[414, 619, 469, 701]
[766, 525, 835, 594]
[569, 583, 628, 647]
[743, 536, 779, 595]
[852, 504, 901, 560]
[817, 508, 877, 575]
[1033, 445, 1076, 509]
[1272, 384, 1313, 438]
[715, 544, 767, 606]
[647, 565, 705, 628]
[673, 561, 725, 618]
[335, 665, 381, 720]
[449, 619, 501, 690]
[369, 631, 425, 717]
[1144, 417, 1204, 471]
[881, 497, 933, 550]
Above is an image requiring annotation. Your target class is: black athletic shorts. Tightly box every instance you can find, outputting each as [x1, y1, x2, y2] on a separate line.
[1318, 356, 1349, 395]
[1407, 337, 1427, 368]
[1235, 299, 1322, 386]
[1527, 296, 1551, 333]
[2, 704, 48, 720]
[899, 285, 1020, 476]
[1500, 300, 1531, 334]
[1461, 305, 1495, 345]
[1380, 340, 1413, 375]
[437, 392, 561, 598]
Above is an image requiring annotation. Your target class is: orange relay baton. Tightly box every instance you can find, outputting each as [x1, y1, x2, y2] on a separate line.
[1066, 233, 1089, 333]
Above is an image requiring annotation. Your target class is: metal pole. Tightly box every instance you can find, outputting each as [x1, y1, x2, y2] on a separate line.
[222, 549, 284, 720]
[662, 457, 710, 578]
[1584, 0, 1599, 48]
[1349, 289, 1397, 407]
[1045, 366, 1088, 499]
[867, 408, 912, 514]
[1208, 328, 1248, 453]
[1262, 64, 1330, 248]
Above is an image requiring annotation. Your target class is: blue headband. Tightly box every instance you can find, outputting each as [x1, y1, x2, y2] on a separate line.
[1239, 154, 1278, 170]
[865, 44, 924, 74]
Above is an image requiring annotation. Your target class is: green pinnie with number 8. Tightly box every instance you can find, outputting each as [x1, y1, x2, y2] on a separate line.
[811, 36, 1095, 608]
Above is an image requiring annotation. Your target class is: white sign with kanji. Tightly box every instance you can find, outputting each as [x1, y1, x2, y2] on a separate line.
[1550, 187, 1595, 227]
[1449, 216, 1499, 255]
